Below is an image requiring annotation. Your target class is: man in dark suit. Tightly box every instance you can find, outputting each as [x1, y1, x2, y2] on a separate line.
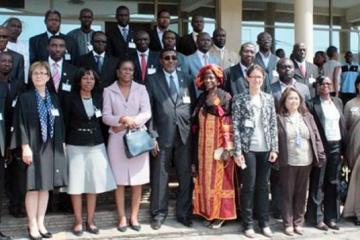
[129, 31, 159, 84]
[179, 15, 204, 56]
[0, 26, 24, 84]
[291, 43, 318, 97]
[0, 52, 26, 220]
[0, 72, 11, 239]
[149, 9, 179, 52]
[254, 32, 278, 85]
[29, 9, 78, 65]
[224, 42, 271, 96]
[146, 49, 196, 230]
[76, 31, 119, 92]
[107, 5, 136, 58]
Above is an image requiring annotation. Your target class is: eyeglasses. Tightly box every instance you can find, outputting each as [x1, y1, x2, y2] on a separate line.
[33, 72, 49, 76]
[163, 55, 177, 61]
[320, 82, 331, 86]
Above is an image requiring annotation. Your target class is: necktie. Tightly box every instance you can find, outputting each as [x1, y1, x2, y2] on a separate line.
[140, 53, 147, 82]
[122, 28, 128, 41]
[52, 63, 60, 92]
[95, 55, 103, 73]
[169, 74, 177, 101]
[300, 63, 306, 76]
[203, 54, 208, 65]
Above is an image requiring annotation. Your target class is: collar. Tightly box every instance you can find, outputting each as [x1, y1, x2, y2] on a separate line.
[259, 51, 271, 59]
[320, 96, 332, 104]
[192, 32, 199, 37]
[196, 49, 209, 56]
[0, 48, 8, 53]
[48, 57, 63, 66]
[118, 24, 129, 31]
[137, 49, 149, 56]
[47, 31, 60, 38]
[280, 78, 296, 88]
[157, 26, 167, 34]
[213, 45, 225, 52]
[163, 69, 176, 78]
[92, 51, 105, 58]
[239, 62, 249, 75]
[294, 59, 305, 66]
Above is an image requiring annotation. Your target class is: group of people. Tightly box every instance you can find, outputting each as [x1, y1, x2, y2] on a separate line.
[0, 4, 360, 240]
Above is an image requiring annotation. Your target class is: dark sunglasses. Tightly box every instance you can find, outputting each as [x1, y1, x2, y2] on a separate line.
[163, 55, 177, 61]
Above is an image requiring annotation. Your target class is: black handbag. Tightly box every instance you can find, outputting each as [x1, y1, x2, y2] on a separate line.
[123, 127, 155, 158]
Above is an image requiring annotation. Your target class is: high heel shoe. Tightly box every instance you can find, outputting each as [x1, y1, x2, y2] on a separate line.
[27, 228, 42, 240]
[39, 231, 52, 239]
[129, 219, 141, 232]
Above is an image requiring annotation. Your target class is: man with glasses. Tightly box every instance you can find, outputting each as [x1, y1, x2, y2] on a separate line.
[146, 48, 196, 230]
[107, 5, 135, 58]
[76, 31, 119, 92]
[149, 9, 179, 52]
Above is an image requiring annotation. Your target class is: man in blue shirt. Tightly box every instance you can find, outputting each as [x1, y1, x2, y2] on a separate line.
[340, 51, 360, 104]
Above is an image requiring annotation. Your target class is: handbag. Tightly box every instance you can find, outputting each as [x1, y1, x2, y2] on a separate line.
[123, 126, 155, 158]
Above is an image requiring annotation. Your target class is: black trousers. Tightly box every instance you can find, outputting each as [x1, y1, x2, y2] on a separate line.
[241, 151, 271, 229]
[306, 141, 342, 224]
[150, 130, 193, 221]
[270, 168, 281, 217]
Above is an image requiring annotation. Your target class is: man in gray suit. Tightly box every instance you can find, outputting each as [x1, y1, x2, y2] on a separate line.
[186, 32, 219, 83]
[254, 32, 278, 84]
[291, 43, 318, 97]
[146, 48, 196, 230]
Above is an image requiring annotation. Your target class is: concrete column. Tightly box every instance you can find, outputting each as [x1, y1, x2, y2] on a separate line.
[294, 0, 313, 62]
[215, 0, 242, 53]
[340, 16, 351, 57]
[265, 2, 276, 53]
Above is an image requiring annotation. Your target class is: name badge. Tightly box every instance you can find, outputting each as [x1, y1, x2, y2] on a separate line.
[272, 70, 279, 78]
[309, 75, 316, 84]
[12, 97, 18, 108]
[64, 53, 71, 60]
[51, 108, 60, 117]
[0, 113, 3, 121]
[176, 66, 182, 71]
[95, 109, 102, 118]
[147, 67, 156, 75]
[62, 82, 72, 92]
[183, 96, 191, 104]
[87, 42, 93, 51]
[244, 119, 254, 128]
[128, 42, 136, 49]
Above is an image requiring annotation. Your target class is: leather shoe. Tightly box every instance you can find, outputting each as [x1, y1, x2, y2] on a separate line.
[326, 221, 340, 230]
[86, 223, 99, 234]
[315, 222, 328, 231]
[39, 231, 52, 238]
[177, 217, 193, 227]
[0, 231, 11, 240]
[129, 219, 141, 231]
[151, 219, 162, 230]
[294, 226, 304, 235]
[117, 224, 127, 232]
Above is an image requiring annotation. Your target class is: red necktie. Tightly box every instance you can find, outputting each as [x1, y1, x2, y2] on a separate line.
[140, 53, 147, 82]
[300, 63, 306, 76]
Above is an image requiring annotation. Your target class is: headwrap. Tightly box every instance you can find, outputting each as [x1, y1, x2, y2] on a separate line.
[35, 88, 55, 142]
[195, 64, 224, 91]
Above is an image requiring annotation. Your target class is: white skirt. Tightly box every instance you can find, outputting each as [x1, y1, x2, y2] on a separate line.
[66, 143, 116, 194]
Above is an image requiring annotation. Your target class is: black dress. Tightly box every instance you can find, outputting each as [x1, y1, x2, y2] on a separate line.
[11, 90, 68, 191]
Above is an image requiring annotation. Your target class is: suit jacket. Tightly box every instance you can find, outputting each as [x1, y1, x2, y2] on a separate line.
[232, 91, 279, 154]
[76, 51, 119, 92]
[277, 112, 326, 168]
[129, 50, 159, 84]
[293, 60, 319, 97]
[46, 61, 79, 104]
[209, 46, 239, 69]
[254, 52, 278, 84]
[8, 49, 25, 84]
[107, 27, 135, 58]
[146, 70, 196, 147]
[179, 33, 197, 56]
[29, 32, 79, 64]
[306, 96, 347, 154]
[186, 52, 220, 80]
[224, 64, 272, 96]
[62, 91, 104, 146]
[271, 80, 311, 108]
[0, 82, 8, 157]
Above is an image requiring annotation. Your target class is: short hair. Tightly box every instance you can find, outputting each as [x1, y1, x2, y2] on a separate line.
[159, 48, 177, 59]
[355, 74, 360, 95]
[239, 42, 256, 55]
[44, 9, 61, 21]
[246, 64, 265, 78]
[0, 52, 13, 61]
[162, 30, 176, 39]
[326, 46, 338, 58]
[116, 58, 135, 70]
[91, 31, 106, 42]
[315, 50, 326, 57]
[79, 8, 93, 16]
[73, 68, 99, 92]
[157, 9, 170, 19]
[257, 31, 272, 41]
[315, 75, 330, 86]
[48, 35, 66, 44]
[2, 17, 21, 27]
[116, 5, 129, 13]
[28, 61, 51, 88]
[278, 86, 307, 115]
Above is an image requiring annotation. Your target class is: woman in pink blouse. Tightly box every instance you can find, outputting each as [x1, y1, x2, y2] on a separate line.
[102, 59, 151, 232]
